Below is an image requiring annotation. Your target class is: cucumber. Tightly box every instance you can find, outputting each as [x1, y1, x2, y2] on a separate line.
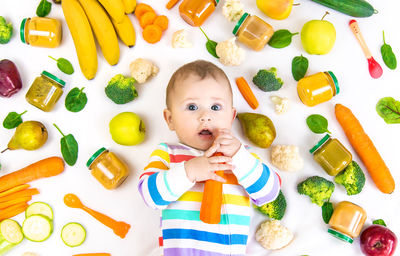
[0, 219, 24, 254]
[22, 215, 52, 242]
[61, 223, 86, 247]
[25, 202, 54, 220]
[310, 0, 376, 17]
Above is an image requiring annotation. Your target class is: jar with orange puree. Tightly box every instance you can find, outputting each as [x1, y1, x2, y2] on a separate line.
[20, 17, 62, 48]
[179, 0, 218, 27]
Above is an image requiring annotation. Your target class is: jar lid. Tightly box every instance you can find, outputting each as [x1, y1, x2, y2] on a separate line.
[327, 228, 354, 244]
[232, 12, 249, 35]
[214, 0, 219, 4]
[327, 71, 339, 95]
[309, 134, 331, 154]
[87, 147, 107, 168]
[20, 18, 27, 44]
[41, 71, 66, 87]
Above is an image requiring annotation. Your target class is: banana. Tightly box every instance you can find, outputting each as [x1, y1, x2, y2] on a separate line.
[61, 0, 97, 80]
[111, 15, 136, 47]
[78, 0, 120, 66]
[97, 0, 125, 23]
[122, 0, 136, 14]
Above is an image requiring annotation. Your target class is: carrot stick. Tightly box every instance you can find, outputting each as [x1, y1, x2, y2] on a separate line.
[0, 196, 32, 210]
[0, 202, 29, 221]
[235, 77, 259, 110]
[166, 0, 180, 10]
[0, 188, 39, 203]
[73, 254, 111, 256]
[335, 104, 395, 194]
[0, 157, 64, 193]
[0, 184, 30, 198]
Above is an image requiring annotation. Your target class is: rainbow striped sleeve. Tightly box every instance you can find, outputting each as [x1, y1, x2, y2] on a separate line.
[232, 145, 281, 206]
[138, 143, 195, 209]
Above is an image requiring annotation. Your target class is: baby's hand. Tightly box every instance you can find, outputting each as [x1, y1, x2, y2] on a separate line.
[212, 129, 241, 157]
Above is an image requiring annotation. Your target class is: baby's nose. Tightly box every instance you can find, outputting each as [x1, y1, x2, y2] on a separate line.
[199, 112, 212, 122]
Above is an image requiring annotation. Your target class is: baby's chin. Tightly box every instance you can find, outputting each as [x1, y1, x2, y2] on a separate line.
[180, 140, 213, 151]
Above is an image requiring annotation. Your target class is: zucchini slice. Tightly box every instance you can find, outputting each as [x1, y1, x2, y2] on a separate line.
[25, 202, 54, 220]
[0, 219, 24, 244]
[22, 215, 52, 242]
[61, 223, 86, 247]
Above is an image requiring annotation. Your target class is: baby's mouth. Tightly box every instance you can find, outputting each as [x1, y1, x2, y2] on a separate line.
[198, 129, 213, 139]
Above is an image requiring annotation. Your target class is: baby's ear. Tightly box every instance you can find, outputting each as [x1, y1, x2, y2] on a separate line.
[163, 108, 175, 131]
[231, 107, 237, 124]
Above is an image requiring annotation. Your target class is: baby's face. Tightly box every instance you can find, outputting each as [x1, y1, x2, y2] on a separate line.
[164, 74, 236, 151]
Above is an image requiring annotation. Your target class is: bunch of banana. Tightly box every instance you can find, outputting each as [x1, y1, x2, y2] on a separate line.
[61, 0, 137, 80]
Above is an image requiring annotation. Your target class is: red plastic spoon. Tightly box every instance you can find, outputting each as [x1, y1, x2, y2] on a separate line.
[349, 20, 383, 79]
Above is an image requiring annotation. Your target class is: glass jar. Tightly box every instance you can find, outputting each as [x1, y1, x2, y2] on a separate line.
[310, 134, 352, 176]
[297, 71, 339, 107]
[179, 0, 218, 27]
[328, 201, 367, 243]
[20, 17, 62, 48]
[232, 12, 274, 51]
[25, 71, 65, 112]
[87, 148, 129, 190]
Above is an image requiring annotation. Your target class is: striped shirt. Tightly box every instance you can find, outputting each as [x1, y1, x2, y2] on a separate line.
[138, 143, 281, 256]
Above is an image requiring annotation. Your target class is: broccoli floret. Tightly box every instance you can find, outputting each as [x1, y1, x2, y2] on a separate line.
[252, 67, 283, 92]
[297, 176, 334, 206]
[334, 161, 365, 195]
[0, 16, 13, 44]
[255, 190, 287, 220]
[105, 74, 138, 104]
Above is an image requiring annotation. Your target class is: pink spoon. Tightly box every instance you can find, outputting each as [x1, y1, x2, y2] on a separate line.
[349, 19, 383, 79]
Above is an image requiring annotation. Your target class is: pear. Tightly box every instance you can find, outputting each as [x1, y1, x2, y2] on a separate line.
[237, 113, 276, 148]
[1, 121, 48, 153]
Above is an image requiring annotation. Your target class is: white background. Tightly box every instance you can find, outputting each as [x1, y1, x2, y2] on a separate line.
[1, 0, 400, 255]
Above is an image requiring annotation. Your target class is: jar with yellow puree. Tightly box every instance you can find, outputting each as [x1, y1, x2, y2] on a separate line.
[25, 71, 65, 112]
[233, 12, 274, 51]
[20, 17, 62, 48]
[310, 134, 352, 176]
[87, 148, 129, 190]
[179, 0, 218, 27]
[328, 201, 367, 243]
[297, 71, 339, 107]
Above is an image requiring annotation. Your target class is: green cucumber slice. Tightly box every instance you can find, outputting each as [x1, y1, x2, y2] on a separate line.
[25, 202, 54, 220]
[61, 223, 86, 247]
[0, 219, 24, 244]
[22, 215, 52, 242]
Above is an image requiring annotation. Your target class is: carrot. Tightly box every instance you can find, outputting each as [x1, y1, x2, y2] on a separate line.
[153, 15, 169, 31]
[0, 202, 29, 221]
[0, 184, 30, 198]
[235, 77, 259, 110]
[139, 11, 157, 29]
[166, 0, 180, 9]
[0, 157, 64, 193]
[73, 254, 111, 256]
[335, 104, 395, 194]
[142, 24, 162, 44]
[0, 188, 39, 203]
[0, 196, 32, 210]
[134, 3, 154, 20]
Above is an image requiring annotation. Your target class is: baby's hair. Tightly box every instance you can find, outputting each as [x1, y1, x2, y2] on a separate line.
[166, 60, 232, 108]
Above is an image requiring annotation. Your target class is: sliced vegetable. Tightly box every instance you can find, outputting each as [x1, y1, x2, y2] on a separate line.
[142, 24, 163, 44]
[53, 124, 79, 166]
[139, 11, 157, 29]
[0, 196, 32, 210]
[134, 3, 154, 20]
[292, 55, 308, 81]
[0, 188, 39, 203]
[310, 0, 376, 17]
[61, 223, 86, 247]
[153, 15, 169, 31]
[2, 111, 27, 129]
[25, 202, 53, 220]
[65, 87, 88, 113]
[199, 27, 219, 59]
[22, 215, 52, 242]
[0, 184, 30, 198]
[235, 77, 259, 110]
[0, 203, 29, 221]
[381, 31, 397, 70]
[166, 0, 180, 9]
[306, 114, 330, 134]
[0, 219, 23, 255]
[376, 97, 400, 124]
[322, 201, 334, 224]
[48, 56, 74, 75]
[268, 29, 298, 48]
[36, 0, 52, 17]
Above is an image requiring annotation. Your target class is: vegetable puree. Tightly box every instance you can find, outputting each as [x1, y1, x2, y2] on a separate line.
[20, 17, 62, 48]
[179, 0, 218, 27]
[297, 71, 339, 106]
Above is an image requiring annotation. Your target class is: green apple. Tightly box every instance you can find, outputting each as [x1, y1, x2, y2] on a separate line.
[301, 12, 336, 55]
[109, 112, 145, 146]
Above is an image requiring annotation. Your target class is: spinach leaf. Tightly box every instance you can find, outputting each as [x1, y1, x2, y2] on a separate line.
[53, 124, 78, 166]
[36, 0, 52, 17]
[306, 114, 330, 134]
[268, 29, 298, 49]
[3, 111, 27, 129]
[322, 201, 334, 224]
[199, 27, 219, 59]
[381, 31, 397, 70]
[372, 219, 387, 227]
[49, 56, 74, 75]
[376, 97, 400, 124]
[65, 87, 88, 112]
[292, 55, 309, 81]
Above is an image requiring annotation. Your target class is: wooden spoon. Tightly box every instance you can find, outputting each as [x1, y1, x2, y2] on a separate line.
[64, 193, 131, 238]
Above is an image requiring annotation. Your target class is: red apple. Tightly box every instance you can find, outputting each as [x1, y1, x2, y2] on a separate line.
[0, 59, 22, 97]
[360, 224, 397, 256]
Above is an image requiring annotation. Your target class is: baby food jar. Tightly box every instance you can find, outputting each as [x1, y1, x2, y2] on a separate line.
[20, 17, 62, 48]
[25, 71, 65, 112]
[179, 0, 219, 27]
[232, 12, 274, 51]
[297, 71, 339, 107]
[328, 201, 367, 243]
[310, 134, 352, 176]
[87, 147, 130, 190]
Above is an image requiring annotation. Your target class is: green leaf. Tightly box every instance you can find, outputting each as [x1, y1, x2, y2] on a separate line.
[49, 56, 74, 75]
[268, 29, 299, 49]
[373, 219, 387, 227]
[3, 111, 27, 129]
[381, 31, 397, 70]
[53, 124, 78, 166]
[322, 201, 334, 224]
[36, 0, 52, 17]
[292, 55, 309, 81]
[306, 114, 330, 134]
[199, 27, 219, 59]
[65, 87, 88, 112]
[376, 97, 400, 124]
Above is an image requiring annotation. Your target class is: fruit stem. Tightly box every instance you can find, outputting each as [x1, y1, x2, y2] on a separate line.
[321, 11, 329, 21]
[53, 123, 65, 137]
[1, 148, 9, 154]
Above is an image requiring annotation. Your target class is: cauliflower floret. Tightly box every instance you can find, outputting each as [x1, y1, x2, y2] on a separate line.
[270, 145, 303, 172]
[129, 58, 159, 84]
[215, 37, 245, 66]
[270, 96, 290, 114]
[222, 0, 244, 22]
[171, 29, 192, 48]
[22, 253, 39, 256]
[256, 220, 294, 250]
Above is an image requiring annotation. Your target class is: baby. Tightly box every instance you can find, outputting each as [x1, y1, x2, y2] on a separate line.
[138, 60, 281, 256]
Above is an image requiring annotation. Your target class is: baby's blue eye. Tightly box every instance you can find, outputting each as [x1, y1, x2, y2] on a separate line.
[187, 104, 198, 111]
[211, 104, 221, 111]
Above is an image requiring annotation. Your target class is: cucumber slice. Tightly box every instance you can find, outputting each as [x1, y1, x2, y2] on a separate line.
[22, 215, 52, 242]
[61, 223, 86, 247]
[0, 219, 24, 244]
[25, 202, 54, 220]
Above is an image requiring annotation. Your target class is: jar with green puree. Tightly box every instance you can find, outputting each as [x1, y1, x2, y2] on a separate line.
[26, 71, 65, 112]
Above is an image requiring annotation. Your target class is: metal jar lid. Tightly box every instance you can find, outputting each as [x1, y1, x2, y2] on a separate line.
[86, 147, 107, 168]
[309, 134, 331, 154]
[232, 12, 249, 35]
[42, 71, 66, 87]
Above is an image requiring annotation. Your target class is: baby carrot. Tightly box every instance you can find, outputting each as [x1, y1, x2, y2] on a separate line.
[166, 0, 180, 10]
[236, 77, 259, 110]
